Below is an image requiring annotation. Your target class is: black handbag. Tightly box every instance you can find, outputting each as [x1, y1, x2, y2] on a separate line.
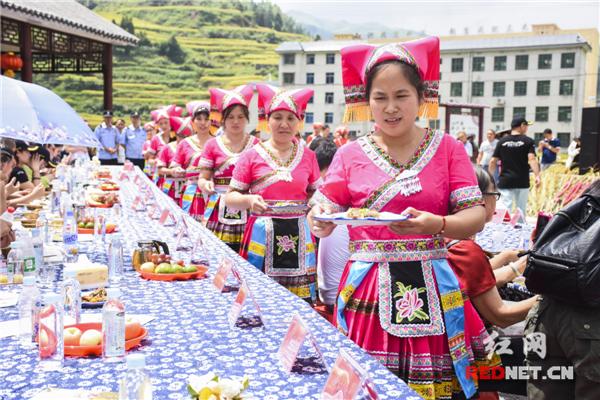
[524, 193, 600, 307]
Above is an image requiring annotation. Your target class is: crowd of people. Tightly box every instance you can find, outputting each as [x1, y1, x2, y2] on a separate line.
[2, 35, 598, 400]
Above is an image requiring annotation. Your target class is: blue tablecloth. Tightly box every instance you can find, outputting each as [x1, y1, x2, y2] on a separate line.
[0, 167, 419, 400]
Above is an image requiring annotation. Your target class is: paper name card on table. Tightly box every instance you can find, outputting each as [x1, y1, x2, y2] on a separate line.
[118, 171, 129, 181]
[213, 258, 237, 292]
[133, 175, 141, 185]
[510, 208, 525, 227]
[321, 349, 379, 400]
[124, 162, 134, 172]
[147, 204, 160, 220]
[278, 313, 327, 374]
[131, 196, 146, 212]
[159, 209, 176, 226]
[228, 280, 263, 328]
[491, 209, 510, 224]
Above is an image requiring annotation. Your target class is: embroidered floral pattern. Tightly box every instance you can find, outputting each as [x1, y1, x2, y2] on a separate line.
[378, 260, 444, 337]
[251, 142, 305, 193]
[394, 282, 429, 323]
[276, 234, 298, 255]
[264, 216, 315, 277]
[349, 238, 447, 262]
[449, 185, 483, 213]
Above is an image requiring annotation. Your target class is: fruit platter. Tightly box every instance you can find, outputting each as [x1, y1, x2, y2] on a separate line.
[86, 192, 119, 208]
[77, 216, 118, 234]
[99, 181, 120, 191]
[94, 169, 112, 180]
[138, 253, 208, 281]
[60, 320, 147, 357]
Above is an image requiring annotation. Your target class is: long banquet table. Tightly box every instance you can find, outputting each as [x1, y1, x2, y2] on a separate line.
[0, 167, 420, 399]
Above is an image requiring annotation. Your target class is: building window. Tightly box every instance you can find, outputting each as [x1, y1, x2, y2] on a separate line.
[514, 81, 527, 96]
[451, 58, 463, 72]
[283, 54, 295, 65]
[515, 54, 529, 70]
[536, 80, 550, 96]
[557, 132, 570, 146]
[559, 79, 573, 95]
[282, 73, 295, 84]
[494, 56, 507, 71]
[535, 106, 549, 122]
[558, 106, 572, 122]
[325, 72, 334, 84]
[306, 73, 314, 84]
[472, 57, 485, 72]
[325, 112, 334, 124]
[493, 82, 506, 97]
[491, 107, 504, 122]
[305, 112, 314, 124]
[326, 53, 335, 64]
[325, 92, 334, 104]
[538, 54, 552, 69]
[561, 52, 575, 68]
[513, 107, 526, 120]
[308, 95, 313, 104]
[450, 82, 462, 97]
[306, 53, 315, 65]
[428, 119, 441, 130]
[471, 81, 484, 97]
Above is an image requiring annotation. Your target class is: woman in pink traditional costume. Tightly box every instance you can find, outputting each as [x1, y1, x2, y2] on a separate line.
[198, 85, 259, 252]
[146, 110, 172, 187]
[156, 116, 193, 202]
[171, 102, 213, 221]
[225, 84, 320, 303]
[308, 37, 491, 399]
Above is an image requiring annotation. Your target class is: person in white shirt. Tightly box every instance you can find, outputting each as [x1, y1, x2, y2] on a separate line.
[478, 129, 498, 171]
[313, 139, 350, 310]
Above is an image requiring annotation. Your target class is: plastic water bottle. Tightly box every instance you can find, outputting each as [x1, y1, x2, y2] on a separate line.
[62, 269, 81, 325]
[18, 276, 41, 347]
[36, 212, 50, 244]
[21, 232, 37, 279]
[108, 233, 124, 284]
[50, 180, 61, 214]
[32, 228, 44, 280]
[102, 287, 125, 362]
[38, 292, 64, 371]
[63, 210, 79, 263]
[119, 354, 153, 399]
[6, 241, 23, 284]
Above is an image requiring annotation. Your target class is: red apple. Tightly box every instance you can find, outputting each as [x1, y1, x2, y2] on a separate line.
[64, 327, 82, 346]
[176, 260, 184, 266]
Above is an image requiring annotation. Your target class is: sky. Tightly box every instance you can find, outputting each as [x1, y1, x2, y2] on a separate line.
[273, 0, 599, 36]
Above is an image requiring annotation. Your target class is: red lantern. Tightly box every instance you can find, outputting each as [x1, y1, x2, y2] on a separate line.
[1, 52, 23, 71]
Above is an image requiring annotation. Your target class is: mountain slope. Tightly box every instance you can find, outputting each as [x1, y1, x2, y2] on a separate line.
[34, 0, 307, 126]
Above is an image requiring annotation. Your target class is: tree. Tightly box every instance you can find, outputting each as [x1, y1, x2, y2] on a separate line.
[314, 34, 321, 41]
[158, 36, 186, 64]
[120, 16, 135, 35]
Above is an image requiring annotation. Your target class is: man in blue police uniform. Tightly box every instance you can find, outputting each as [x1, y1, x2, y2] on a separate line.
[120, 111, 146, 170]
[94, 110, 120, 165]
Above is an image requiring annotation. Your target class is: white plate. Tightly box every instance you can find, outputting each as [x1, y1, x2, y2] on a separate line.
[314, 212, 409, 226]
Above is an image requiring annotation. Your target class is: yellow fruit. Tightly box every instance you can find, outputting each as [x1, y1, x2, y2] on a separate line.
[0, 275, 8, 284]
[13, 274, 23, 284]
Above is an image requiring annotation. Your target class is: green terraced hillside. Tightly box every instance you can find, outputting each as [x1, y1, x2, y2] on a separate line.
[35, 0, 307, 126]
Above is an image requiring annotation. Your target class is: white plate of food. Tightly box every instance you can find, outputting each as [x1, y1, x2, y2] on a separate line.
[314, 208, 409, 226]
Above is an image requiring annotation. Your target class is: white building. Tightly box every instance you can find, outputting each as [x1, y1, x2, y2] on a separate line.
[276, 25, 599, 146]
